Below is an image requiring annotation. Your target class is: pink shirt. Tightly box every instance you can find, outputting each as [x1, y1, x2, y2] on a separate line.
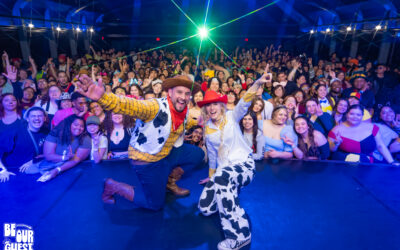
[52, 108, 89, 127]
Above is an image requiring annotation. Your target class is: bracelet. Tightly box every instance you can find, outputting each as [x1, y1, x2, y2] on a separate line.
[56, 167, 62, 174]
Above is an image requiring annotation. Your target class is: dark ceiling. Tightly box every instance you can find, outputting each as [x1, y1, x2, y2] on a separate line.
[0, 0, 399, 39]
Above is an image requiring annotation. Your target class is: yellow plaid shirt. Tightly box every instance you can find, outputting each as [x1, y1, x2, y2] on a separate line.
[98, 93, 196, 162]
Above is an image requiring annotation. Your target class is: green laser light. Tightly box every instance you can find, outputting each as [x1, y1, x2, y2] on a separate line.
[198, 27, 209, 39]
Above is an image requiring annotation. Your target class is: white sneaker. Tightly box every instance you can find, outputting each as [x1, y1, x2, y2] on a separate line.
[217, 237, 251, 250]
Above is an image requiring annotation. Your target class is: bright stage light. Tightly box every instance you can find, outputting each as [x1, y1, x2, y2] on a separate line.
[198, 27, 209, 39]
[310, 29, 314, 34]
[375, 25, 382, 30]
[326, 28, 331, 32]
[76, 27, 81, 32]
[89, 28, 94, 33]
[346, 26, 352, 31]
[28, 23, 34, 28]
[56, 26, 61, 31]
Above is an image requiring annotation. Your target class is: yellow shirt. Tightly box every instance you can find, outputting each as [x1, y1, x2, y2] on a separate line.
[98, 93, 196, 162]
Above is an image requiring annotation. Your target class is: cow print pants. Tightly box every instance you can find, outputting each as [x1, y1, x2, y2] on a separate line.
[198, 156, 255, 241]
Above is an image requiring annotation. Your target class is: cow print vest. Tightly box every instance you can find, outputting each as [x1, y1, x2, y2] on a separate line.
[130, 97, 187, 155]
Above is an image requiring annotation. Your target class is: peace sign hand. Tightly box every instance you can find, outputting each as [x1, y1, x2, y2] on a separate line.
[282, 135, 295, 146]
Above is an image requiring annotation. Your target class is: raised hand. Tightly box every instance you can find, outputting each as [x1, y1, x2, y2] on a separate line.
[2, 65, 17, 82]
[254, 64, 270, 87]
[76, 74, 105, 101]
[329, 70, 336, 79]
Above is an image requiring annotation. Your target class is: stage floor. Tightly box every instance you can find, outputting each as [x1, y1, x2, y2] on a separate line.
[1, 159, 400, 250]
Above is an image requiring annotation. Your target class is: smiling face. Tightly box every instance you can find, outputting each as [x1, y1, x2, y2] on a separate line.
[274, 86, 284, 98]
[152, 83, 162, 94]
[306, 100, 318, 115]
[111, 113, 123, 124]
[346, 108, 363, 126]
[380, 106, 395, 123]
[61, 100, 72, 109]
[27, 110, 45, 131]
[48, 86, 61, 100]
[252, 100, 263, 113]
[209, 78, 220, 92]
[272, 108, 288, 125]
[23, 88, 34, 101]
[168, 86, 191, 112]
[193, 91, 204, 105]
[336, 100, 348, 114]
[130, 86, 140, 97]
[2, 95, 17, 112]
[227, 92, 236, 104]
[205, 102, 223, 122]
[294, 117, 308, 135]
[90, 102, 103, 116]
[317, 85, 327, 99]
[242, 114, 254, 130]
[192, 127, 203, 142]
[86, 124, 99, 135]
[70, 119, 85, 137]
[284, 96, 296, 110]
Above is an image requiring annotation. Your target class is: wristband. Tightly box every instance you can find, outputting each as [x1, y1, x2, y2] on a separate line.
[56, 167, 62, 173]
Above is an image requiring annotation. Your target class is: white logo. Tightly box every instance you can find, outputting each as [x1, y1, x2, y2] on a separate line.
[3, 223, 34, 250]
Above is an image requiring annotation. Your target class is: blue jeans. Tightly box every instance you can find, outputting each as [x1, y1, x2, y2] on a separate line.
[131, 143, 205, 211]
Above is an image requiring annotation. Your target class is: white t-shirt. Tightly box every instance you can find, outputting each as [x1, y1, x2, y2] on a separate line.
[261, 100, 273, 120]
[34, 101, 59, 115]
[90, 135, 108, 160]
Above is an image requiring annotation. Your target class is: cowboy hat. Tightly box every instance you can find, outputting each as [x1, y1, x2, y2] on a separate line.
[197, 90, 228, 108]
[163, 75, 200, 92]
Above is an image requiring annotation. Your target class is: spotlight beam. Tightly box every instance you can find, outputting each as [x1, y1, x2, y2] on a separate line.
[195, 38, 203, 74]
[139, 33, 199, 54]
[209, 0, 280, 32]
[170, 0, 199, 29]
[203, 0, 211, 27]
[208, 37, 247, 74]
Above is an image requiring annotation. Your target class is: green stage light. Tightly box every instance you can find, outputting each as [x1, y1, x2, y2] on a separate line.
[198, 27, 209, 40]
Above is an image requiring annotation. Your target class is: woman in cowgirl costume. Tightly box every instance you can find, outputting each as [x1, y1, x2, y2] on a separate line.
[198, 66, 269, 250]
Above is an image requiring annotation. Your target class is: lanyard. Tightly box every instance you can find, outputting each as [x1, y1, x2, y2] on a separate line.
[27, 128, 40, 155]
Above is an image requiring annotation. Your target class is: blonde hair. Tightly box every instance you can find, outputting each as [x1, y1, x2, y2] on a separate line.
[201, 102, 228, 159]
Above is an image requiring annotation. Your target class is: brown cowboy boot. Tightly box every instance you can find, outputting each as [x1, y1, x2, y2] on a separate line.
[102, 178, 135, 204]
[166, 167, 190, 196]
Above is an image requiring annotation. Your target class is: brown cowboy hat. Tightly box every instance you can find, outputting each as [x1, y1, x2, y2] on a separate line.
[163, 75, 201, 92]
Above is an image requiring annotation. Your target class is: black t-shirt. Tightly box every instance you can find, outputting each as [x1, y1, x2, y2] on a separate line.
[0, 119, 48, 168]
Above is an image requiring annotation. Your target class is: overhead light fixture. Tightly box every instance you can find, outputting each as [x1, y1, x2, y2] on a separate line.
[28, 23, 34, 28]
[346, 26, 352, 31]
[375, 25, 382, 30]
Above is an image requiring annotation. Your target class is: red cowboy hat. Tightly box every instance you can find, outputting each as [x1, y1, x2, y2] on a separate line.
[163, 75, 201, 92]
[197, 90, 228, 108]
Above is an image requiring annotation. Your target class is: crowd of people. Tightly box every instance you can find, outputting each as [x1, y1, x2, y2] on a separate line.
[1, 44, 400, 184]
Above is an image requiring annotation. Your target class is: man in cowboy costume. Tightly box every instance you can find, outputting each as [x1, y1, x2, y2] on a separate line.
[76, 74, 204, 210]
